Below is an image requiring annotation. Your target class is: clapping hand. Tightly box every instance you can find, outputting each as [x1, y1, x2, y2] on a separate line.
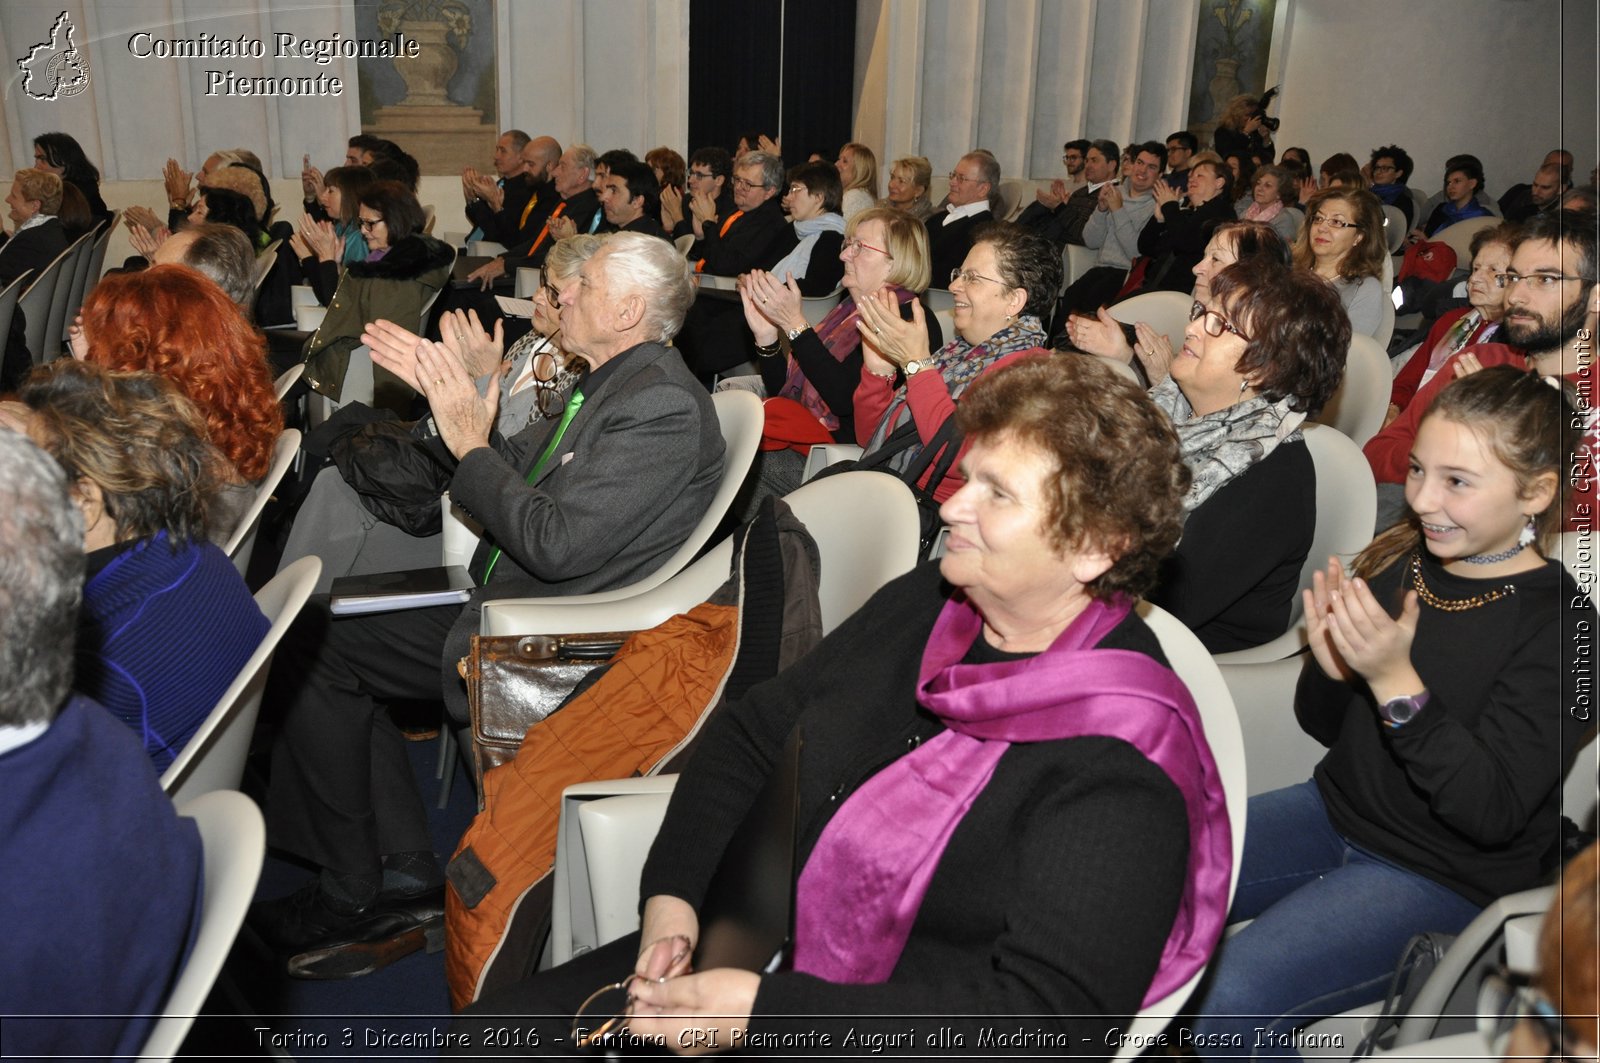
[756, 134, 782, 156]
[1304, 557, 1424, 704]
[737, 269, 804, 348]
[855, 287, 929, 371]
[296, 215, 343, 262]
[123, 205, 163, 235]
[1035, 182, 1063, 210]
[1153, 181, 1181, 207]
[128, 222, 169, 259]
[436, 307, 505, 379]
[548, 213, 578, 242]
[1295, 174, 1319, 203]
[163, 158, 195, 209]
[1065, 308, 1131, 361]
[413, 337, 497, 460]
[1131, 320, 1176, 384]
[661, 185, 685, 229]
[1098, 181, 1123, 213]
[66, 314, 88, 360]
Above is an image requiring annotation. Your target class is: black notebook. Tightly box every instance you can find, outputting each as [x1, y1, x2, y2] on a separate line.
[329, 565, 475, 616]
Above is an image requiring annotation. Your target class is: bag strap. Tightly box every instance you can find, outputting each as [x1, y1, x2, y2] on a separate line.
[901, 415, 963, 507]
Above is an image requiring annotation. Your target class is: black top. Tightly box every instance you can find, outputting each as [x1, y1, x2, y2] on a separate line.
[923, 208, 993, 290]
[1136, 195, 1236, 293]
[688, 196, 797, 277]
[599, 213, 669, 241]
[1150, 438, 1315, 652]
[466, 172, 541, 247]
[642, 562, 1189, 1051]
[500, 188, 602, 273]
[1301, 551, 1592, 905]
[0, 216, 67, 287]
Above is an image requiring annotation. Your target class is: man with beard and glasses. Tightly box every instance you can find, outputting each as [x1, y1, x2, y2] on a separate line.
[1364, 208, 1599, 530]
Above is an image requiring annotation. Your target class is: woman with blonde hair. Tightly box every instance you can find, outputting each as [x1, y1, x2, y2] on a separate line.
[881, 155, 934, 220]
[1292, 186, 1388, 338]
[834, 142, 880, 222]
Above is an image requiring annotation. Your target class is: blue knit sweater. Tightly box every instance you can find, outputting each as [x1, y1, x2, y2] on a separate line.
[0, 695, 202, 1060]
[78, 534, 269, 771]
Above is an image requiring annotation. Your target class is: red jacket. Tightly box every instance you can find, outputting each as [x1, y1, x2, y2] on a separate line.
[1389, 308, 1504, 412]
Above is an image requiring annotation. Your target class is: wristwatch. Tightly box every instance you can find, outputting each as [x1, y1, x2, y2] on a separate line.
[786, 324, 810, 342]
[903, 358, 931, 377]
[1379, 691, 1429, 729]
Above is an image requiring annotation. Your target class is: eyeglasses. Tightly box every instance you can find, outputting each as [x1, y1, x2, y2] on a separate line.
[1190, 300, 1251, 340]
[687, 169, 715, 181]
[537, 268, 562, 307]
[948, 172, 983, 185]
[843, 238, 892, 259]
[731, 176, 764, 192]
[951, 267, 1008, 288]
[1495, 271, 1586, 290]
[1478, 969, 1588, 1063]
[571, 934, 692, 1048]
[357, 216, 384, 231]
[1371, 163, 1399, 174]
[1310, 212, 1358, 230]
[786, 183, 809, 196]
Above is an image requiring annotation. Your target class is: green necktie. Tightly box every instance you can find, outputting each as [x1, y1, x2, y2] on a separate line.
[480, 387, 584, 584]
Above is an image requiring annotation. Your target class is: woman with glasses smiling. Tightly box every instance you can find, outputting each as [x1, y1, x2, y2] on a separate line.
[301, 180, 456, 414]
[851, 221, 1058, 503]
[1292, 187, 1388, 338]
[1145, 257, 1347, 652]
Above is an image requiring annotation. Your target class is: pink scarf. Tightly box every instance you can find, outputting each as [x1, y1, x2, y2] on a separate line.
[1243, 199, 1285, 224]
[791, 593, 1231, 1006]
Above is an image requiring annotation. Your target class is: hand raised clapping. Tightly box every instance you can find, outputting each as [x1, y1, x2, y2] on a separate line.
[1303, 557, 1425, 705]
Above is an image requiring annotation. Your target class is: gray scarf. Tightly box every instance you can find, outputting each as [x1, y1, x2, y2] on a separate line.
[1148, 376, 1306, 516]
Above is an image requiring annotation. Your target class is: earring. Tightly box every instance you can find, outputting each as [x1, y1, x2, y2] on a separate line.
[1518, 515, 1537, 547]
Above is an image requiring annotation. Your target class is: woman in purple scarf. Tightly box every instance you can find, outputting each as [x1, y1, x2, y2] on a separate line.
[453, 356, 1233, 1057]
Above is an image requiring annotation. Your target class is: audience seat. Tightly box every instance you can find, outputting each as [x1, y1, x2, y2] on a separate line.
[1381, 205, 1407, 253]
[1062, 243, 1096, 293]
[0, 270, 31, 361]
[251, 239, 282, 292]
[160, 556, 320, 804]
[1108, 290, 1191, 358]
[225, 428, 301, 576]
[139, 790, 265, 1063]
[19, 242, 77, 365]
[39, 229, 97, 363]
[1315, 333, 1390, 446]
[1212, 424, 1377, 666]
[1428, 216, 1499, 267]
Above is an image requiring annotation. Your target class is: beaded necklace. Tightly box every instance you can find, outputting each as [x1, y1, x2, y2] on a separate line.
[1409, 552, 1517, 612]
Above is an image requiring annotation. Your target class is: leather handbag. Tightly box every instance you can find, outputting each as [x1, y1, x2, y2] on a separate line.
[460, 631, 633, 796]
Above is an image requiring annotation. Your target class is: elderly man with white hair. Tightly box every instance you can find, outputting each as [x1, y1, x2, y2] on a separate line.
[251, 232, 725, 977]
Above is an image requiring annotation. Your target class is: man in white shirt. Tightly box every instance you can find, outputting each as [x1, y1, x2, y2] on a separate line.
[925, 151, 998, 285]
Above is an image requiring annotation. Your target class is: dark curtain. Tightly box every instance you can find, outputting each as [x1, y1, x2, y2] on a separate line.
[687, 0, 856, 165]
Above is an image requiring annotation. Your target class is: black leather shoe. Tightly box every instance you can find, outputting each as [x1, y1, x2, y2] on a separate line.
[279, 887, 447, 980]
[248, 880, 376, 955]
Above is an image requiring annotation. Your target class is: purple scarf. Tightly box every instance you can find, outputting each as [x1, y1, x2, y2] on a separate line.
[779, 286, 915, 432]
[791, 593, 1232, 1006]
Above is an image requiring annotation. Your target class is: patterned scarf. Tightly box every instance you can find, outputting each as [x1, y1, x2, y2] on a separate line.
[778, 287, 915, 432]
[791, 591, 1231, 1006]
[1148, 376, 1305, 516]
[1243, 199, 1285, 225]
[863, 314, 1047, 471]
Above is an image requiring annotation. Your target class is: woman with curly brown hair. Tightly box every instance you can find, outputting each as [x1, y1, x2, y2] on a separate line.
[74, 264, 282, 487]
[1146, 257, 1347, 652]
[458, 355, 1230, 1056]
[9, 360, 267, 772]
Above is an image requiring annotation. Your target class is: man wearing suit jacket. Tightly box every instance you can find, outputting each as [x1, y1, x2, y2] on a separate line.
[253, 232, 724, 976]
[1016, 139, 1120, 251]
[463, 131, 561, 247]
[685, 150, 796, 276]
[925, 152, 997, 286]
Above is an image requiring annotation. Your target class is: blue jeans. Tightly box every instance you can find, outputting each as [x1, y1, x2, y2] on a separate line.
[1186, 781, 1482, 1060]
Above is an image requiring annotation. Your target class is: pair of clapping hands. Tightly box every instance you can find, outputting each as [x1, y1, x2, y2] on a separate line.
[735, 271, 932, 379]
[1066, 310, 1178, 385]
[1305, 557, 1424, 708]
[359, 309, 507, 460]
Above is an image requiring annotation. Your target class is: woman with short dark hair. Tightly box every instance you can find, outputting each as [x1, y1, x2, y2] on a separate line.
[1145, 257, 1348, 652]
[301, 181, 455, 412]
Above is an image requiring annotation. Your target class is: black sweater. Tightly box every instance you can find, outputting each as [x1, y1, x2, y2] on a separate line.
[1301, 551, 1593, 906]
[1136, 195, 1236, 292]
[1151, 439, 1315, 653]
[641, 563, 1190, 1054]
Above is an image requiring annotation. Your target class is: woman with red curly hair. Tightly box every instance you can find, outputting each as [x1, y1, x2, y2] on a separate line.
[75, 264, 282, 483]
